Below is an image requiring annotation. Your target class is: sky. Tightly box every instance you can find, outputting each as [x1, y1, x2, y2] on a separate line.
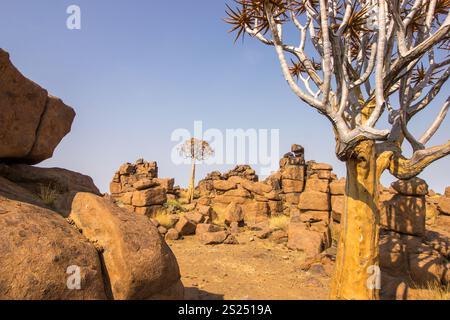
[0, 0, 449, 193]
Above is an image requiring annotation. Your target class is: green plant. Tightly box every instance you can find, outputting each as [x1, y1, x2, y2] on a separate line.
[38, 183, 58, 207]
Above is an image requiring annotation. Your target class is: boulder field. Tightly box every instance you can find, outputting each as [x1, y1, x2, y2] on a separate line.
[0, 49, 183, 300]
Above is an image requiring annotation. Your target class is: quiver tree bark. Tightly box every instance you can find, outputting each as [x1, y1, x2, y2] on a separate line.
[225, 0, 450, 299]
[179, 138, 214, 203]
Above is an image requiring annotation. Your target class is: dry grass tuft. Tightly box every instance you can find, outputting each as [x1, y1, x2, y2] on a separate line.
[269, 215, 290, 231]
[38, 184, 58, 206]
[153, 209, 175, 229]
[408, 283, 450, 300]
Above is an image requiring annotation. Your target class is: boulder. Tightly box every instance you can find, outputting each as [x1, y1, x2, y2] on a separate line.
[445, 187, 450, 198]
[308, 162, 333, 171]
[391, 178, 429, 196]
[240, 180, 273, 196]
[331, 195, 344, 222]
[284, 193, 301, 205]
[268, 201, 283, 216]
[281, 166, 305, 181]
[305, 178, 329, 193]
[438, 197, 450, 215]
[212, 180, 237, 192]
[224, 202, 244, 225]
[0, 197, 106, 300]
[153, 178, 174, 191]
[165, 229, 180, 241]
[195, 223, 223, 235]
[380, 194, 426, 236]
[0, 164, 100, 195]
[132, 188, 167, 207]
[282, 179, 304, 193]
[242, 201, 269, 226]
[409, 252, 446, 286]
[0, 49, 75, 164]
[287, 222, 325, 258]
[199, 231, 230, 245]
[175, 216, 197, 236]
[330, 178, 345, 195]
[185, 212, 204, 224]
[68, 193, 183, 300]
[298, 191, 330, 211]
[133, 179, 158, 191]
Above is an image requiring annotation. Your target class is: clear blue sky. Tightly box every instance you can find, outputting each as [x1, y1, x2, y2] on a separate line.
[1, 0, 448, 193]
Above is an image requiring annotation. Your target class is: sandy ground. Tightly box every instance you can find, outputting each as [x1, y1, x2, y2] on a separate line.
[168, 230, 332, 300]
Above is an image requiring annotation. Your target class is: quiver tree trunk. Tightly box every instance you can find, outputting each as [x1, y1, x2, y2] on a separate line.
[187, 157, 196, 203]
[330, 141, 381, 300]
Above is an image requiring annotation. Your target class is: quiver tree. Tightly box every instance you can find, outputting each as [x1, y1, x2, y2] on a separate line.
[179, 138, 215, 203]
[225, 0, 450, 299]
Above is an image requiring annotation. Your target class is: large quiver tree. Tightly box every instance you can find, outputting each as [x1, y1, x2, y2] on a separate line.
[225, 0, 450, 299]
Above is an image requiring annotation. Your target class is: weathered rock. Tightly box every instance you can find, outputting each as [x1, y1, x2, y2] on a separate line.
[224, 202, 243, 225]
[287, 222, 325, 258]
[132, 188, 167, 207]
[409, 252, 446, 286]
[437, 197, 450, 215]
[445, 187, 450, 198]
[0, 197, 106, 300]
[195, 223, 223, 235]
[281, 166, 305, 181]
[165, 229, 180, 241]
[133, 179, 158, 191]
[240, 180, 273, 196]
[158, 226, 168, 235]
[175, 216, 197, 236]
[212, 180, 237, 191]
[154, 178, 174, 191]
[185, 212, 204, 224]
[305, 178, 329, 193]
[330, 178, 345, 195]
[242, 201, 269, 226]
[199, 231, 230, 245]
[68, 193, 183, 300]
[380, 194, 426, 236]
[268, 200, 283, 216]
[284, 193, 301, 205]
[298, 191, 330, 211]
[331, 195, 344, 222]
[282, 179, 304, 193]
[0, 49, 75, 164]
[391, 178, 429, 196]
[0, 164, 100, 195]
[308, 162, 333, 171]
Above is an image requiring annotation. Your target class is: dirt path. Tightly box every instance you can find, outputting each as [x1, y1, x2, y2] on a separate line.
[167, 231, 332, 300]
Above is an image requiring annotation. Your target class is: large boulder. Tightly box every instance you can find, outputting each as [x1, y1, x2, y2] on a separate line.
[380, 194, 426, 237]
[0, 49, 75, 164]
[68, 193, 184, 300]
[298, 191, 330, 211]
[0, 197, 106, 300]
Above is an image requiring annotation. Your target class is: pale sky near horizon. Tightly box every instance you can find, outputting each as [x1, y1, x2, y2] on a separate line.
[0, 0, 449, 193]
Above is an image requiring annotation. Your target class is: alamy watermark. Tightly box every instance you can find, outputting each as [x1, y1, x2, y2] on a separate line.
[66, 5, 81, 30]
[66, 265, 81, 290]
[171, 121, 280, 176]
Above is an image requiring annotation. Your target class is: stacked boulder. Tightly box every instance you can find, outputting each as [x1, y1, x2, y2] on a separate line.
[110, 159, 176, 217]
[197, 165, 281, 229]
[195, 144, 337, 257]
[0, 50, 183, 300]
[287, 161, 334, 258]
[377, 178, 449, 299]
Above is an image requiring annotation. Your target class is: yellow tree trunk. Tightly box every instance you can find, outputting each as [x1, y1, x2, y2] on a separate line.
[330, 141, 381, 300]
[187, 157, 196, 204]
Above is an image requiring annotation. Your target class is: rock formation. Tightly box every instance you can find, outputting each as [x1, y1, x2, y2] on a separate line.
[0, 50, 183, 300]
[0, 49, 75, 164]
[110, 159, 178, 216]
